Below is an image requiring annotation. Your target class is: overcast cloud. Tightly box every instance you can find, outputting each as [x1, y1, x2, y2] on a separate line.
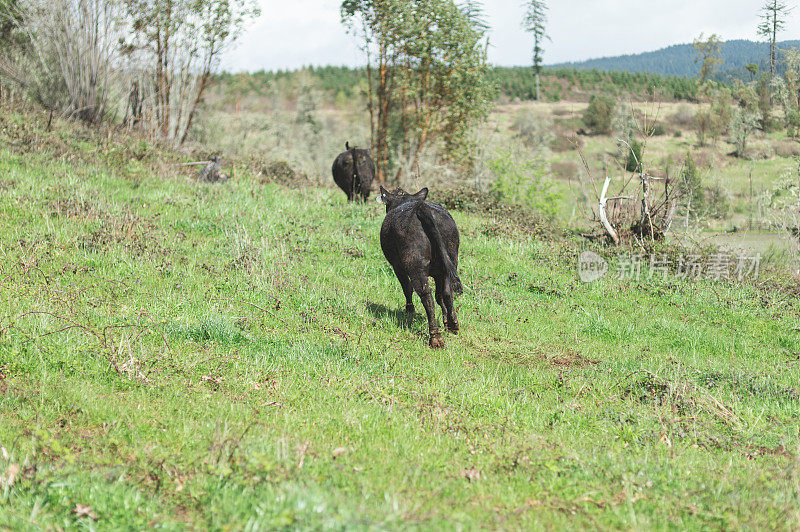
[222, 1, 800, 72]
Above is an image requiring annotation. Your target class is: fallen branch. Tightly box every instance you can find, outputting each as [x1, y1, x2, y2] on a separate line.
[599, 176, 620, 245]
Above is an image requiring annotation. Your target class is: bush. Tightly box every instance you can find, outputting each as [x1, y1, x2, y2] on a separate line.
[774, 139, 800, 158]
[677, 152, 705, 219]
[624, 139, 643, 173]
[511, 111, 555, 151]
[670, 104, 695, 128]
[583, 94, 615, 134]
[489, 151, 562, 221]
[705, 185, 730, 219]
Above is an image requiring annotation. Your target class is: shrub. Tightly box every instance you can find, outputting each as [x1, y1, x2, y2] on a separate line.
[705, 185, 730, 220]
[677, 152, 705, 219]
[624, 139, 643, 173]
[489, 151, 562, 221]
[670, 104, 695, 128]
[511, 111, 555, 151]
[774, 139, 800, 158]
[583, 94, 615, 134]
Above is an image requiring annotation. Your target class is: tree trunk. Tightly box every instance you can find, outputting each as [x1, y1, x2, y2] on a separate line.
[179, 71, 211, 145]
[376, 42, 389, 184]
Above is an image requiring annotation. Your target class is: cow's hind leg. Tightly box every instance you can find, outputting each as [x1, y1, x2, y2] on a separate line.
[393, 266, 415, 315]
[412, 276, 443, 348]
[439, 276, 459, 334]
[435, 278, 450, 330]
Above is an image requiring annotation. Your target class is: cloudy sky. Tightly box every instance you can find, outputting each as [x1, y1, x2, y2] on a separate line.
[222, 1, 800, 72]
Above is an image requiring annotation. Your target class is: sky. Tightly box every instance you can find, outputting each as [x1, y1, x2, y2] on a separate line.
[222, 1, 800, 72]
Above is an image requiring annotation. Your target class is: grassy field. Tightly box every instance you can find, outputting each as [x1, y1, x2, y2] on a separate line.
[1, 113, 800, 529]
[198, 89, 800, 244]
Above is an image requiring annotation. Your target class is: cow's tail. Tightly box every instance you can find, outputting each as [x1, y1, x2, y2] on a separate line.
[416, 202, 462, 295]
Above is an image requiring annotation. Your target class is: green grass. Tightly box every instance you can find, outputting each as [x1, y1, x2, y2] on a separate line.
[1, 124, 800, 529]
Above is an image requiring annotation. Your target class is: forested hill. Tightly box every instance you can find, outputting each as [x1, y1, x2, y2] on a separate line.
[551, 39, 800, 80]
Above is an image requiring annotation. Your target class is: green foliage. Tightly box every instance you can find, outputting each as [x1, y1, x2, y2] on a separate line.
[491, 67, 699, 101]
[730, 82, 763, 157]
[489, 150, 561, 220]
[341, 0, 494, 177]
[624, 139, 643, 173]
[705, 184, 731, 219]
[522, 0, 548, 100]
[511, 110, 554, 151]
[0, 0, 21, 46]
[583, 94, 615, 133]
[697, 81, 733, 146]
[678, 151, 705, 219]
[693, 33, 724, 83]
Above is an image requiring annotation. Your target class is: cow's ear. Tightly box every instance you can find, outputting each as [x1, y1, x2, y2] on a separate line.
[414, 187, 429, 202]
[379, 186, 390, 202]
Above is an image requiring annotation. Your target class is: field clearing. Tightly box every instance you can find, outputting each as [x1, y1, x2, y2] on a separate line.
[1, 116, 800, 528]
[199, 93, 800, 247]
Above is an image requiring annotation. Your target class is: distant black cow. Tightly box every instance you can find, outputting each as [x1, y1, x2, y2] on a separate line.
[332, 142, 375, 202]
[379, 186, 462, 348]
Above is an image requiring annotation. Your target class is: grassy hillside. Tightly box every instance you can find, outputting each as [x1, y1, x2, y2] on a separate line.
[1, 112, 799, 529]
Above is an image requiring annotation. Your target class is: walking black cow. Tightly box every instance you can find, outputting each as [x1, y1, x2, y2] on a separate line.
[379, 186, 462, 348]
[332, 142, 375, 202]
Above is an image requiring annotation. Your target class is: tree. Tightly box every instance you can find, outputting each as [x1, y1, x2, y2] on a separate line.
[697, 81, 733, 146]
[678, 151, 705, 220]
[746, 62, 760, 81]
[522, 0, 548, 101]
[582, 94, 615, 134]
[122, 0, 259, 143]
[341, 0, 493, 183]
[0, 0, 21, 46]
[758, 0, 793, 84]
[692, 33, 723, 84]
[1, 0, 122, 123]
[730, 82, 763, 157]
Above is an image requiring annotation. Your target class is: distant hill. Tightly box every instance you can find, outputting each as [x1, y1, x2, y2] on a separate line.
[550, 39, 800, 81]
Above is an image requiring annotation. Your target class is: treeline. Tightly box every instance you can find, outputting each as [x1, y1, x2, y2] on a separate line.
[552, 39, 800, 83]
[490, 67, 699, 101]
[213, 65, 701, 103]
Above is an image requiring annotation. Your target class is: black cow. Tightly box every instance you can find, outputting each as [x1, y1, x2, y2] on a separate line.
[332, 142, 375, 202]
[379, 186, 462, 348]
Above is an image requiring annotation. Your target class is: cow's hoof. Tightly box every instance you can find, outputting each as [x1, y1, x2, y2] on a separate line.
[429, 334, 445, 349]
[447, 323, 459, 334]
[405, 305, 415, 315]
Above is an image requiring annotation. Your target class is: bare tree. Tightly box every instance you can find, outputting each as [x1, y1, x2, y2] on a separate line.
[1, 0, 122, 123]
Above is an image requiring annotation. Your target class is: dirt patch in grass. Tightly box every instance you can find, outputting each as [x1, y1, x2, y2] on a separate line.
[548, 351, 600, 368]
[77, 208, 169, 257]
[431, 185, 560, 238]
[259, 160, 312, 188]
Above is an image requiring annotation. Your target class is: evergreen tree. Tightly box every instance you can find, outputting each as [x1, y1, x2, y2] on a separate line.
[522, 1, 549, 101]
[758, 1, 793, 84]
